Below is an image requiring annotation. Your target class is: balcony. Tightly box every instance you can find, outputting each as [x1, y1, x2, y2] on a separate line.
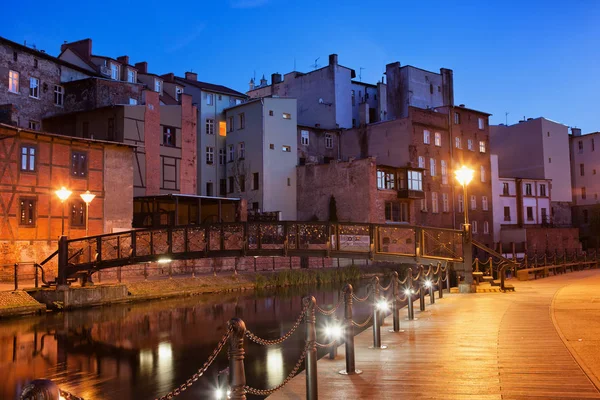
[397, 188, 425, 199]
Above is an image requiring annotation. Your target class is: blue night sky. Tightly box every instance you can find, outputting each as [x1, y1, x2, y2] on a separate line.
[4, 0, 600, 132]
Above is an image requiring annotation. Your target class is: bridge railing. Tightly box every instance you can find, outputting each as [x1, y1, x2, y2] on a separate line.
[37, 263, 452, 400]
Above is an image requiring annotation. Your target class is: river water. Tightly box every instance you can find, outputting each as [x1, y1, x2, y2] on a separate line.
[1, 283, 376, 400]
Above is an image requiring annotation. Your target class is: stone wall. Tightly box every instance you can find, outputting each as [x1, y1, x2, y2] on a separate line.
[526, 227, 581, 252]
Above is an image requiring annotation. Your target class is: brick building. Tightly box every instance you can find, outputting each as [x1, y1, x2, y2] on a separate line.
[0, 124, 134, 278]
[297, 125, 341, 165]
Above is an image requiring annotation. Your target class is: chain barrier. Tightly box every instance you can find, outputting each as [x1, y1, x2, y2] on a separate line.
[59, 390, 85, 400]
[155, 327, 232, 400]
[378, 279, 393, 291]
[412, 268, 423, 281]
[244, 344, 309, 396]
[395, 293, 408, 302]
[351, 287, 372, 302]
[245, 303, 307, 346]
[398, 275, 408, 284]
[315, 339, 338, 348]
[351, 313, 373, 328]
[315, 295, 344, 316]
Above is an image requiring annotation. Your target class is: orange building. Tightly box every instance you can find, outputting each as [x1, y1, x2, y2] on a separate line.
[0, 123, 134, 279]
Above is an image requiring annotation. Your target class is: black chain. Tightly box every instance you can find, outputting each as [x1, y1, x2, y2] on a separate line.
[245, 303, 307, 346]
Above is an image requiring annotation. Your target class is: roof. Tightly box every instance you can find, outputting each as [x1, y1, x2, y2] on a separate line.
[134, 194, 241, 202]
[0, 36, 100, 77]
[175, 77, 246, 98]
[434, 105, 492, 117]
[160, 92, 179, 105]
[0, 123, 137, 148]
[351, 80, 378, 88]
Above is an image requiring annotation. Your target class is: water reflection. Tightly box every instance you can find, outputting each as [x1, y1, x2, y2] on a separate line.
[1, 282, 374, 400]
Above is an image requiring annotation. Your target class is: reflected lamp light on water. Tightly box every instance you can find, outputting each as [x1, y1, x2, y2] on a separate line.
[324, 324, 343, 340]
[376, 299, 389, 312]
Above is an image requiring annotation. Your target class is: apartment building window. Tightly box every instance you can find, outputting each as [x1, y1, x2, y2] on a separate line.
[175, 86, 183, 101]
[420, 198, 428, 212]
[480, 166, 486, 182]
[526, 207, 534, 221]
[253, 172, 259, 190]
[71, 200, 86, 227]
[240, 175, 246, 192]
[582, 186, 587, 199]
[423, 130, 431, 144]
[282, 145, 291, 152]
[29, 77, 40, 98]
[458, 194, 464, 212]
[418, 156, 425, 169]
[434, 132, 441, 147]
[206, 182, 213, 196]
[219, 179, 227, 196]
[454, 112, 460, 124]
[442, 193, 449, 212]
[20, 146, 36, 172]
[228, 145, 234, 162]
[71, 151, 88, 178]
[540, 184, 546, 197]
[408, 170, 423, 191]
[525, 183, 532, 196]
[377, 169, 395, 190]
[154, 79, 162, 93]
[479, 140, 486, 153]
[206, 146, 214, 164]
[129, 98, 137, 105]
[163, 126, 176, 147]
[28, 121, 40, 130]
[301, 130, 309, 146]
[238, 142, 245, 159]
[483, 221, 489, 234]
[239, 113, 245, 129]
[325, 133, 333, 149]
[268, 110, 274, 116]
[504, 206, 510, 221]
[432, 192, 439, 213]
[385, 202, 408, 222]
[472, 221, 478, 233]
[283, 113, 292, 120]
[206, 119, 215, 135]
[441, 160, 448, 184]
[20, 198, 36, 226]
[467, 139, 473, 151]
[111, 63, 120, 80]
[228, 116, 234, 132]
[478, 117, 485, 130]
[219, 148, 225, 165]
[228, 176, 234, 193]
[580, 163, 585, 176]
[482, 196, 488, 211]
[53, 85, 64, 106]
[455, 137, 461, 149]
[207, 93, 213, 105]
[470, 195, 477, 210]
[578, 140, 583, 154]
[502, 182, 509, 195]
[430, 158, 436, 176]
[269, 144, 275, 150]
[287, 177, 291, 187]
[127, 69, 136, 83]
[9, 71, 20, 93]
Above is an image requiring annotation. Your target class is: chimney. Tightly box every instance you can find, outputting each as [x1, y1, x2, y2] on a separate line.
[185, 71, 198, 81]
[271, 73, 282, 84]
[249, 78, 255, 91]
[329, 54, 338, 66]
[385, 62, 402, 120]
[440, 68, 454, 107]
[135, 62, 148, 74]
[117, 55, 129, 65]
[60, 39, 92, 60]
[161, 73, 175, 82]
[572, 128, 582, 136]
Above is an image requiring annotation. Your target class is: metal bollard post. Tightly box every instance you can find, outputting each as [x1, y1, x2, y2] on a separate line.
[340, 284, 361, 375]
[329, 315, 338, 360]
[34, 264, 39, 289]
[445, 266, 451, 293]
[419, 285, 425, 311]
[391, 271, 400, 332]
[371, 277, 383, 349]
[14, 263, 18, 291]
[429, 281, 435, 304]
[438, 273, 443, 299]
[228, 318, 247, 400]
[407, 268, 414, 320]
[304, 296, 318, 400]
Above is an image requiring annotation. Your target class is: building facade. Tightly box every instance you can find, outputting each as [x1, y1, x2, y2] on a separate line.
[224, 97, 298, 220]
[490, 117, 573, 226]
[297, 125, 340, 165]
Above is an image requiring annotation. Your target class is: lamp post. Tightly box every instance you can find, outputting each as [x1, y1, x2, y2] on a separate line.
[55, 187, 72, 236]
[80, 190, 96, 237]
[454, 166, 474, 226]
[454, 166, 475, 290]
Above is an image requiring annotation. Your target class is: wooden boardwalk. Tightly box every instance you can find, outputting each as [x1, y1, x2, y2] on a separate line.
[269, 271, 600, 400]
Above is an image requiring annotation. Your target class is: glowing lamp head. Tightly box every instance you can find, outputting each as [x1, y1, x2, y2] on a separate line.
[376, 299, 389, 312]
[157, 258, 172, 264]
[454, 166, 474, 186]
[80, 190, 96, 204]
[404, 288, 412, 296]
[424, 280, 432, 288]
[324, 325, 343, 339]
[215, 388, 224, 399]
[55, 187, 72, 202]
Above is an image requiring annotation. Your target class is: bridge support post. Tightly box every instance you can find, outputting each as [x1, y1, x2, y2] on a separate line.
[340, 284, 361, 375]
[459, 225, 475, 293]
[57, 235, 69, 288]
[304, 296, 318, 400]
[228, 318, 247, 400]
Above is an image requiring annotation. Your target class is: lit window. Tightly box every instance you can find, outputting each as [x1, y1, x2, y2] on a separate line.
[482, 196, 488, 211]
[54, 85, 64, 106]
[376, 169, 395, 190]
[129, 98, 138, 105]
[219, 121, 227, 136]
[470, 195, 476, 210]
[407, 170, 422, 191]
[434, 132, 441, 146]
[455, 137, 461, 149]
[19, 198, 36, 226]
[423, 130, 431, 144]
[467, 139, 473, 151]
[8, 70, 19, 93]
[325, 133, 333, 149]
[441, 160, 448, 184]
[418, 156, 425, 168]
[283, 113, 291, 120]
[154, 79, 162, 93]
[431, 192, 439, 213]
[430, 158, 436, 176]
[127, 69, 136, 83]
[206, 119, 215, 135]
[111, 63, 120, 80]
[20, 146, 36, 171]
[238, 142, 245, 159]
[282, 145, 291, 152]
[480, 166, 486, 182]
[29, 77, 39, 98]
[479, 140, 486, 153]
[206, 146, 214, 164]
[478, 117, 485, 130]
[442, 193, 449, 212]
[301, 130, 309, 146]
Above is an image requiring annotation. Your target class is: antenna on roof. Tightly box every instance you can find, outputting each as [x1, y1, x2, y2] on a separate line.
[294, 57, 296, 71]
[505, 111, 509, 125]
[310, 57, 320, 70]
[359, 67, 365, 82]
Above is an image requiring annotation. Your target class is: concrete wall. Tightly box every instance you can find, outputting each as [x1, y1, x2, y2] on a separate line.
[103, 146, 133, 233]
[570, 132, 600, 207]
[179, 94, 197, 194]
[541, 118, 572, 202]
[143, 91, 161, 195]
[350, 82, 378, 126]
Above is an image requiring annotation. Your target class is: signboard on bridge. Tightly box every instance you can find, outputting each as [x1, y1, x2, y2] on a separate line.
[331, 234, 370, 252]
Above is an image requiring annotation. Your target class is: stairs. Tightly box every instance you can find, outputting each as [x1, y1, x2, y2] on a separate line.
[471, 240, 517, 292]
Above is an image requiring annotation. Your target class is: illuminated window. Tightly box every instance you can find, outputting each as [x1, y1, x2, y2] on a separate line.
[442, 193, 449, 212]
[431, 192, 439, 213]
[479, 140, 486, 153]
[408, 170, 422, 191]
[301, 130, 309, 146]
[219, 121, 227, 136]
[434, 132, 441, 146]
[20, 146, 36, 171]
[19, 198, 36, 226]
[283, 113, 291, 120]
[423, 130, 431, 144]
[29, 77, 39, 98]
[8, 70, 19, 93]
[376, 169, 395, 190]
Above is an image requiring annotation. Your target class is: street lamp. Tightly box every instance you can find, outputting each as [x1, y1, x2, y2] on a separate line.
[80, 190, 96, 237]
[55, 187, 72, 236]
[454, 166, 474, 226]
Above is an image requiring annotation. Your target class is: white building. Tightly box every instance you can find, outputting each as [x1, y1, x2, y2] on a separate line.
[224, 97, 298, 220]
